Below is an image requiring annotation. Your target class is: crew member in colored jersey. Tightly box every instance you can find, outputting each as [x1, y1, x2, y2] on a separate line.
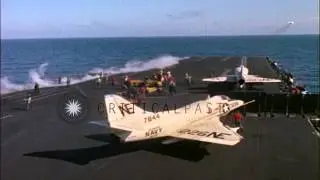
[96, 77, 102, 88]
[184, 72, 192, 86]
[58, 77, 62, 84]
[66, 77, 71, 86]
[137, 83, 147, 104]
[123, 75, 130, 89]
[34, 82, 40, 94]
[110, 76, 115, 86]
[168, 79, 176, 95]
[233, 111, 244, 131]
[167, 71, 173, 81]
[25, 93, 32, 111]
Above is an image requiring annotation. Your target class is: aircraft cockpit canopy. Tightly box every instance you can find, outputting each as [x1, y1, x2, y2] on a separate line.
[211, 95, 231, 101]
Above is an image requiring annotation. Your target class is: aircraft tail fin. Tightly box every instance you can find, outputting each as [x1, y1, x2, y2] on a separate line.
[104, 94, 151, 131]
[241, 56, 247, 67]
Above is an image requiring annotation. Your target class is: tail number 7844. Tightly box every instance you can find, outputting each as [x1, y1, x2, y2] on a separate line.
[144, 114, 160, 123]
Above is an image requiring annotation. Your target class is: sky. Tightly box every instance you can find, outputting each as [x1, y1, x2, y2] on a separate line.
[1, 0, 319, 39]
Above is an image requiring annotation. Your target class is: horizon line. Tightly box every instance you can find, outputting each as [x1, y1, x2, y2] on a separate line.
[1, 33, 319, 41]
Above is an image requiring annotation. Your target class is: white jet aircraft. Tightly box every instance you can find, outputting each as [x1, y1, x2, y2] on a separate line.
[90, 94, 255, 146]
[202, 56, 281, 88]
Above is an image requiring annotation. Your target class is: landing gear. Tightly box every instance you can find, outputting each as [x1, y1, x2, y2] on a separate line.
[238, 79, 245, 89]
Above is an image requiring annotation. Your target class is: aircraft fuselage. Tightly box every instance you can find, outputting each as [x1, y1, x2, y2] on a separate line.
[121, 98, 243, 143]
[235, 65, 249, 88]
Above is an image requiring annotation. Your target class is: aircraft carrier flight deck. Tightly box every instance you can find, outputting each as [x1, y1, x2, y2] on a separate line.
[1, 56, 319, 180]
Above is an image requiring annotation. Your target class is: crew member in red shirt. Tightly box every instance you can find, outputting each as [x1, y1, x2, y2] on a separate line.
[233, 111, 244, 130]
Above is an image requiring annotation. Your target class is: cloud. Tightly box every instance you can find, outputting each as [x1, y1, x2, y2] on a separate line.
[166, 10, 204, 20]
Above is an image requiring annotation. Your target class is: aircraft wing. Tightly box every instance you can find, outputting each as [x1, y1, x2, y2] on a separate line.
[202, 75, 236, 82]
[245, 75, 281, 83]
[170, 117, 243, 146]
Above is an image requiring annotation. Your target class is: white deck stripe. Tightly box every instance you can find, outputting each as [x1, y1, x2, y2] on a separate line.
[222, 57, 231, 61]
[18, 90, 69, 104]
[0, 114, 13, 119]
[3, 87, 63, 99]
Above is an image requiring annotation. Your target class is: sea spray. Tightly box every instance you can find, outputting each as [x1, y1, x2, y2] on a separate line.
[89, 55, 188, 74]
[1, 55, 187, 94]
[0, 77, 30, 94]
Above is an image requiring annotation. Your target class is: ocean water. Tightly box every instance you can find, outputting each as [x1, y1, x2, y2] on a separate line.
[1, 35, 319, 94]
